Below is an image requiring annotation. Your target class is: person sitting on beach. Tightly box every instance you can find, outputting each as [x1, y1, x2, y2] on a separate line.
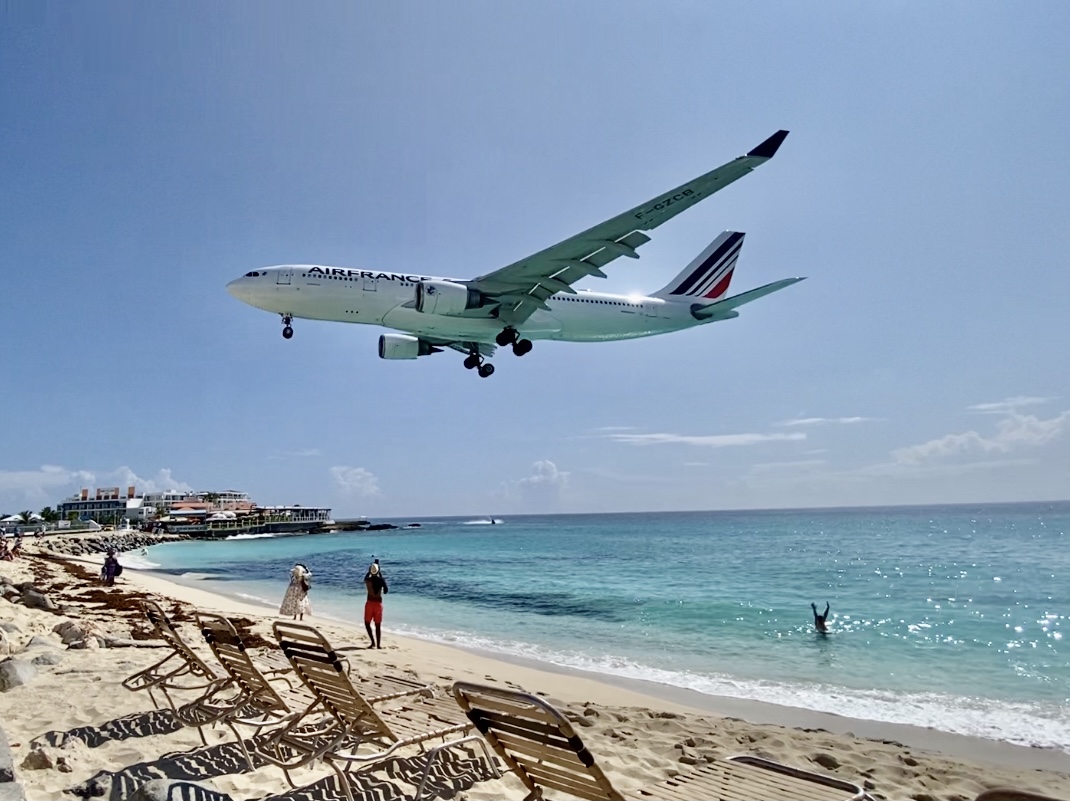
[811, 601, 830, 633]
[363, 561, 388, 649]
[0, 541, 11, 562]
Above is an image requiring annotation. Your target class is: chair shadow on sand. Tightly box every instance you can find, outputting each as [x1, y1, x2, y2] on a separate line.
[67, 738, 497, 801]
[34, 708, 184, 749]
[253, 745, 499, 801]
[69, 740, 260, 800]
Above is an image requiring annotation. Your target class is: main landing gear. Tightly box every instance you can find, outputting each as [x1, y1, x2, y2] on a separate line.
[281, 315, 294, 340]
[495, 327, 533, 357]
[463, 350, 495, 378]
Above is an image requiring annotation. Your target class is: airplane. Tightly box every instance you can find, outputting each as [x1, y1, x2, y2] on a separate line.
[226, 129, 803, 378]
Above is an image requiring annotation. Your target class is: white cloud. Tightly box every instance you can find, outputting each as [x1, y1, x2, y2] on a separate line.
[516, 460, 569, 491]
[606, 431, 805, 448]
[892, 410, 1070, 465]
[967, 396, 1055, 414]
[329, 466, 381, 497]
[269, 448, 322, 460]
[749, 459, 827, 474]
[0, 464, 195, 509]
[861, 458, 1039, 478]
[581, 467, 674, 485]
[104, 466, 194, 494]
[0, 466, 96, 508]
[776, 416, 878, 427]
[498, 460, 569, 509]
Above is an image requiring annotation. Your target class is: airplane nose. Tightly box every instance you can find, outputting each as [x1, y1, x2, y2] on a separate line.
[226, 278, 245, 299]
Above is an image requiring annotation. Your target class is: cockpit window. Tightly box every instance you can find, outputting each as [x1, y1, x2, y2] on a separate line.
[244, 271, 261, 277]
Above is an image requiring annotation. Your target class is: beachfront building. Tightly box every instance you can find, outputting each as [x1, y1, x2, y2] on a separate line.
[257, 505, 333, 526]
[141, 490, 195, 512]
[160, 502, 333, 538]
[141, 489, 255, 513]
[57, 485, 332, 536]
[57, 486, 146, 524]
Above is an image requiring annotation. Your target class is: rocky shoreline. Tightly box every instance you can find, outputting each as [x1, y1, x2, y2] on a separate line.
[35, 533, 188, 558]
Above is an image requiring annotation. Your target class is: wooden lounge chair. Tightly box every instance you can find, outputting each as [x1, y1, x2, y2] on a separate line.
[173, 612, 314, 770]
[258, 621, 498, 801]
[122, 601, 223, 717]
[452, 682, 872, 801]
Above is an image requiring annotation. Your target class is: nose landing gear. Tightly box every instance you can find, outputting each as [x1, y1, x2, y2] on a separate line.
[281, 315, 294, 340]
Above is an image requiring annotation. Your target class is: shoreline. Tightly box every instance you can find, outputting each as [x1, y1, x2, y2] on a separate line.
[2, 550, 1069, 800]
[125, 561, 1070, 775]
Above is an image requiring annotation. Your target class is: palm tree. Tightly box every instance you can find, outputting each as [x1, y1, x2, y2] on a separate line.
[39, 506, 60, 523]
[18, 510, 33, 524]
[67, 511, 80, 523]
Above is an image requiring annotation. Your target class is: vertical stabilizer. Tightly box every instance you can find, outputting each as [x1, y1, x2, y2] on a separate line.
[653, 231, 745, 300]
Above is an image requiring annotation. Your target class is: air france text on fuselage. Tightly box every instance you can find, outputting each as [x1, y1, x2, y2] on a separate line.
[306, 266, 438, 283]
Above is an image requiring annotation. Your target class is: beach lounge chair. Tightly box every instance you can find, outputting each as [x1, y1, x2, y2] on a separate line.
[975, 791, 1068, 801]
[122, 601, 224, 716]
[452, 682, 872, 801]
[173, 613, 316, 770]
[257, 621, 498, 801]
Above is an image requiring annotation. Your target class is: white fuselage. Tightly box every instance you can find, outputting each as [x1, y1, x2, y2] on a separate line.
[227, 265, 706, 344]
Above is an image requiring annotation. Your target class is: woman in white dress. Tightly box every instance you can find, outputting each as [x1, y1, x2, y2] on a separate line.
[279, 563, 312, 620]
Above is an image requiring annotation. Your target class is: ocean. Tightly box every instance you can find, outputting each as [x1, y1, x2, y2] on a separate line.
[131, 502, 1070, 753]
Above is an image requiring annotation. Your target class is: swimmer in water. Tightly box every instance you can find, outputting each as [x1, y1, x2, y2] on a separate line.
[811, 601, 830, 633]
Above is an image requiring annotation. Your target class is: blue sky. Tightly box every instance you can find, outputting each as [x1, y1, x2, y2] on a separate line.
[2, 2, 1067, 517]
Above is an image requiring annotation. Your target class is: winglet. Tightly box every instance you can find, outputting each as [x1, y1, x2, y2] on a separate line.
[747, 130, 789, 159]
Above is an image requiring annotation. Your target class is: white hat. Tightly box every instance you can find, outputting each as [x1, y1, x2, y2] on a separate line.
[369, 563, 379, 575]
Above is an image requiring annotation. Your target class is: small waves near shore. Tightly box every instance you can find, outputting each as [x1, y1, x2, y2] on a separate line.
[139, 503, 1070, 752]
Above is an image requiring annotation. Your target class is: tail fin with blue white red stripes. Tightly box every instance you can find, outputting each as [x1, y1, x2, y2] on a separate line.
[653, 231, 745, 301]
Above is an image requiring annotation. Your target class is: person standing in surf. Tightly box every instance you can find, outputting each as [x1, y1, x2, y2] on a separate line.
[280, 563, 312, 621]
[364, 560, 388, 648]
[811, 601, 830, 633]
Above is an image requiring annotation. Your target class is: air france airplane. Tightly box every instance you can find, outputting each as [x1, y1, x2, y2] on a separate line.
[227, 130, 803, 378]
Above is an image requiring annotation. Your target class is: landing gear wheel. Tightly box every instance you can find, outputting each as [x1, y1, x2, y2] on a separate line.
[495, 328, 519, 347]
[282, 326, 294, 340]
[477, 363, 495, 378]
[512, 339, 533, 356]
[463, 355, 480, 370]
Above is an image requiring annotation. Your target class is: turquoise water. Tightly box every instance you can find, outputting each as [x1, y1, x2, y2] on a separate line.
[136, 502, 1070, 751]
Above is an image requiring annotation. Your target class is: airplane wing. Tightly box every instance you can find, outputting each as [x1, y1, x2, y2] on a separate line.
[468, 130, 789, 326]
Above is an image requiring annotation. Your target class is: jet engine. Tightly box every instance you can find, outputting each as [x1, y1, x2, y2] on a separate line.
[414, 280, 485, 315]
[378, 334, 438, 360]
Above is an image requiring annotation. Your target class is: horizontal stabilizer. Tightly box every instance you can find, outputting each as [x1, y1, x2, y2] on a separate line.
[690, 277, 805, 321]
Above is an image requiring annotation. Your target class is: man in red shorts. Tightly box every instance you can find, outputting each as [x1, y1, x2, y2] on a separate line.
[363, 561, 388, 648]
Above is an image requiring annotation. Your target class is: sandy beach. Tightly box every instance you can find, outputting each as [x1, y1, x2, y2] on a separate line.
[1, 546, 1068, 801]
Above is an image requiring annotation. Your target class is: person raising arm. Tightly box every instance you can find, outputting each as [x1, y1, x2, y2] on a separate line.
[364, 561, 388, 649]
[811, 601, 830, 633]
